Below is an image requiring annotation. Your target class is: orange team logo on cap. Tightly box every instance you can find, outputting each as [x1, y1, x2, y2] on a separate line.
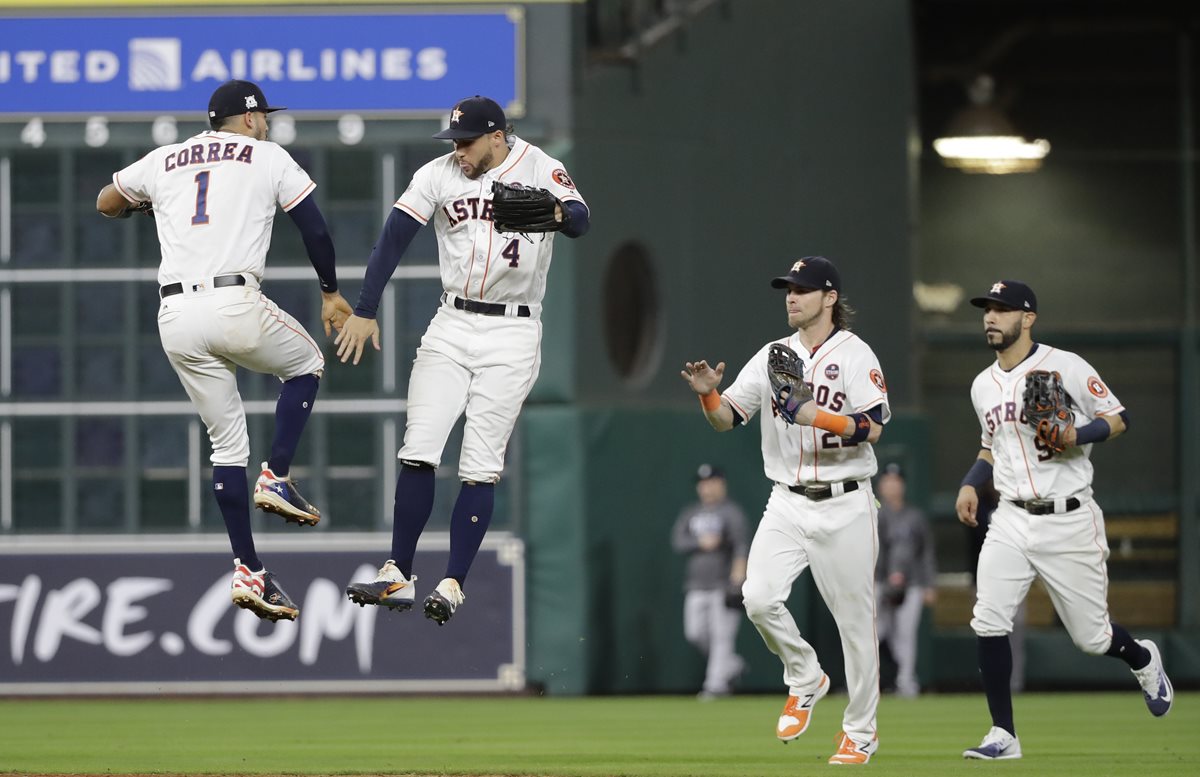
[450, 108, 464, 124]
[990, 281, 1006, 294]
[552, 169, 576, 189]
[1087, 376, 1109, 398]
[791, 260, 806, 272]
[870, 369, 887, 392]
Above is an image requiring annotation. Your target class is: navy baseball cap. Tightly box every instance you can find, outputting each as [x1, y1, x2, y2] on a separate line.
[208, 80, 284, 122]
[696, 464, 725, 482]
[970, 280, 1038, 313]
[770, 256, 841, 293]
[433, 96, 506, 139]
[882, 462, 905, 478]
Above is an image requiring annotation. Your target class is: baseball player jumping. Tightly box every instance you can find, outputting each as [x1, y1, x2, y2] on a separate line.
[956, 280, 1173, 760]
[682, 256, 888, 765]
[96, 80, 353, 622]
[335, 96, 590, 624]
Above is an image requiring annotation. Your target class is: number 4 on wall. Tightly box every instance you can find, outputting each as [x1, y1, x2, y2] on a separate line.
[20, 118, 46, 148]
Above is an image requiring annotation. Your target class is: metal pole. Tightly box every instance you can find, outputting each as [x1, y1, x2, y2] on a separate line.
[1176, 31, 1199, 627]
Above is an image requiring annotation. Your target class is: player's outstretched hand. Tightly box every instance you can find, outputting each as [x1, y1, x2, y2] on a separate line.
[955, 485, 979, 528]
[321, 292, 354, 337]
[680, 360, 725, 395]
[334, 314, 381, 365]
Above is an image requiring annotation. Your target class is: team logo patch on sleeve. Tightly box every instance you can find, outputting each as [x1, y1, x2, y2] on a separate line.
[552, 169, 576, 189]
[824, 364, 840, 380]
[870, 369, 887, 392]
[1087, 376, 1109, 397]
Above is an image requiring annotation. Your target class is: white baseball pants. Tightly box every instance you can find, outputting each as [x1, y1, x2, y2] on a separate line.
[158, 282, 324, 467]
[683, 589, 744, 694]
[971, 498, 1113, 654]
[876, 585, 925, 696]
[742, 483, 880, 744]
[399, 304, 542, 482]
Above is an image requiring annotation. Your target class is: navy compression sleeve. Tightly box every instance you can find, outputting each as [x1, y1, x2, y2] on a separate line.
[286, 196, 337, 293]
[354, 208, 423, 319]
[560, 200, 590, 238]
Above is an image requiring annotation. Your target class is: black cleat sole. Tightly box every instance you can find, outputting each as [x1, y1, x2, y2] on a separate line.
[345, 587, 412, 612]
[423, 597, 452, 625]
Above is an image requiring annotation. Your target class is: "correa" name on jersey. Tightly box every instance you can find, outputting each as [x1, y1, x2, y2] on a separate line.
[164, 142, 253, 172]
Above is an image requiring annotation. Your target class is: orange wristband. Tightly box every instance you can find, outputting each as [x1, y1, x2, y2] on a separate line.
[700, 390, 721, 412]
[813, 409, 854, 436]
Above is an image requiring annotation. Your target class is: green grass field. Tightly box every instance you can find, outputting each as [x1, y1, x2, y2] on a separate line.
[0, 692, 1195, 776]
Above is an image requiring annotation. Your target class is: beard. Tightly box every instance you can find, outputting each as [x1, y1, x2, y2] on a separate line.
[462, 149, 494, 180]
[986, 320, 1022, 351]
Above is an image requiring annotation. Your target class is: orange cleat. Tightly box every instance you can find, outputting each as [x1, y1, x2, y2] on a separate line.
[829, 730, 878, 765]
[776, 673, 829, 741]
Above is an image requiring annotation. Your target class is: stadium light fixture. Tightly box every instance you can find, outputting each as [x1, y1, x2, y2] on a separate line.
[933, 75, 1050, 174]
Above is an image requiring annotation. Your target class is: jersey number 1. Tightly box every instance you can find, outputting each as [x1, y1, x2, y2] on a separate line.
[191, 171, 211, 226]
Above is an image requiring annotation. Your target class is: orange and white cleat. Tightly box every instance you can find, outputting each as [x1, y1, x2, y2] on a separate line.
[829, 730, 878, 765]
[777, 673, 829, 742]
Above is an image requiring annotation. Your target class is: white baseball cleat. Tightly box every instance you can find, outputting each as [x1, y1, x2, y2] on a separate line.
[423, 578, 465, 625]
[963, 726, 1022, 760]
[345, 560, 417, 611]
[1132, 639, 1173, 717]
[253, 462, 320, 526]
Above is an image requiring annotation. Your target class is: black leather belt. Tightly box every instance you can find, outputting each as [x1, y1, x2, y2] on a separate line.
[1010, 497, 1081, 516]
[787, 480, 860, 502]
[452, 296, 530, 318]
[160, 274, 246, 298]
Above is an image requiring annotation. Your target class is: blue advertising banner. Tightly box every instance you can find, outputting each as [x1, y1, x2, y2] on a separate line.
[0, 533, 525, 694]
[0, 9, 523, 117]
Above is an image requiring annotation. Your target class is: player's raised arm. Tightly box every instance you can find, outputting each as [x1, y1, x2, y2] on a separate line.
[335, 208, 423, 364]
[681, 360, 734, 431]
[285, 195, 351, 337]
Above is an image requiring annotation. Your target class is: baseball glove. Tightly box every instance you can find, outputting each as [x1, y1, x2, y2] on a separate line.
[767, 343, 813, 425]
[491, 181, 562, 233]
[117, 200, 154, 219]
[724, 582, 744, 610]
[1022, 370, 1074, 452]
[884, 584, 907, 607]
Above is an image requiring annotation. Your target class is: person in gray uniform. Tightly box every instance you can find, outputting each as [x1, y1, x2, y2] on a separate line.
[672, 464, 750, 699]
[875, 463, 937, 697]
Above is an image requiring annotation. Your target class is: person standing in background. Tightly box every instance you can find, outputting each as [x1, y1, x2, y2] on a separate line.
[875, 462, 936, 698]
[672, 464, 750, 700]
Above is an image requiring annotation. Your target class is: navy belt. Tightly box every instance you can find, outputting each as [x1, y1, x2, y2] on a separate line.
[787, 480, 861, 502]
[160, 274, 246, 298]
[452, 296, 530, 318]
[1010, 497, 1081, 516]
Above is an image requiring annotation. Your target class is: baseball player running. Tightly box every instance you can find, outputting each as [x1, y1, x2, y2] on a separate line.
[681, 256, 888, 765]
[335, 96, 590, 624]
[956, 280, 1173, 760]
[96, 79, 353, 622]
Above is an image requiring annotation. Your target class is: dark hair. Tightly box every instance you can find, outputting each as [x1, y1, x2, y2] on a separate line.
[832, 295, 855, 331]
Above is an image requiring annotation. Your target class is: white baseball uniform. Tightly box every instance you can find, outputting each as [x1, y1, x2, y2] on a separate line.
[391, 136, 586, 481]
[969, 345, 1125, 654]
[721, 329, 890, 745]
[113, 130, 325, 466]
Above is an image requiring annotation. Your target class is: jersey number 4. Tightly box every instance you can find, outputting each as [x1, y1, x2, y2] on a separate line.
[191, 171, 211, 226]
[502, 239, 520, 267]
